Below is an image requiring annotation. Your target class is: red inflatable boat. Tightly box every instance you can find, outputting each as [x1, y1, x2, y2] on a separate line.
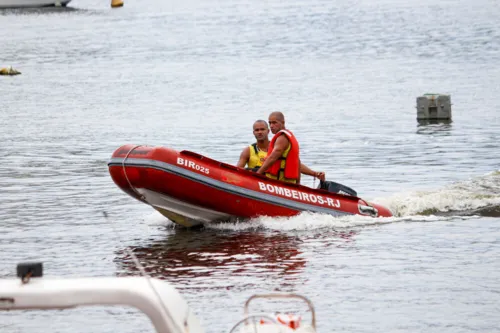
[108, 145, 393, 227]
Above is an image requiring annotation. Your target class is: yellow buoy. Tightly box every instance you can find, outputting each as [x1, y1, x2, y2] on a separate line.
[111, 0, 123, 8]
[0, 66, 21, 76]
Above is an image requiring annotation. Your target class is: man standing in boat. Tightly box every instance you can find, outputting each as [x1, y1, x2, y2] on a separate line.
[255, 112, 325, 184]
[236, 120, 269, 170]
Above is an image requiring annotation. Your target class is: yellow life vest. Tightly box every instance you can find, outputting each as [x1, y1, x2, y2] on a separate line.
[248, 143, 267, 169]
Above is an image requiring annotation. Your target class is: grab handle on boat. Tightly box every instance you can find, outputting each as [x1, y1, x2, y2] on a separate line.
[358, 203, 378, 217]
[244, 293, 316, 329]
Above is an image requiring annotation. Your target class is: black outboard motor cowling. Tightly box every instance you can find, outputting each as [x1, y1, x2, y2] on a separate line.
[318, 180, 357, 197]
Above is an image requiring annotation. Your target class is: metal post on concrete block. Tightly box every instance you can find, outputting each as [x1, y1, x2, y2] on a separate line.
[416, 93, 452, 121]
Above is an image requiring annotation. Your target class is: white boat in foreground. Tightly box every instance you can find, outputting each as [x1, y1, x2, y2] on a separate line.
[0, 262, 317, 333]
[0, 0, 71, 9]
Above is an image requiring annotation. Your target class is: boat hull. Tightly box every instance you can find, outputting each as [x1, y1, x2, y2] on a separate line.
[108, 145, 392, 227]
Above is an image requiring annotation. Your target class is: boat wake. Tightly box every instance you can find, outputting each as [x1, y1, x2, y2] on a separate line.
[144, 170, 500, 231]
[373, 170, 500, 218]
[203, 212, 479, 231]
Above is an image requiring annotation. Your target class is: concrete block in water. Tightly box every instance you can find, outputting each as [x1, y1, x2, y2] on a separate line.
[416, 94, 452, 120]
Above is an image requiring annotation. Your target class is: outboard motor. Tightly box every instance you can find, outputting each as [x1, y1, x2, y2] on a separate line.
[318, 180, 357, 197]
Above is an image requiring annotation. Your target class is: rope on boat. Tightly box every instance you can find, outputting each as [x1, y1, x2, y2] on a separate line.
[122, 145, 146, 202]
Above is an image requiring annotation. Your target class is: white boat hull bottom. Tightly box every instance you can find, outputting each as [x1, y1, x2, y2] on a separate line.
[0, 0, 71, 8]
[137, 188, 232, 227]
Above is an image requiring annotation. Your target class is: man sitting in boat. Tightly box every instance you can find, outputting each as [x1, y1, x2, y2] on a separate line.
[237, 118, 325, 183]
[236, 119, 269, 170]
[237, 112, 323, 184]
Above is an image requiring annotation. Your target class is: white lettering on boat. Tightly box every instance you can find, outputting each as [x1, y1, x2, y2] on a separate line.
[176, 157, 210, 174]
[258, 182, 341, 208]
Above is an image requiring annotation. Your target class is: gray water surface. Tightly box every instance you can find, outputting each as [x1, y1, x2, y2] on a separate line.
[1, 0, 500, 332]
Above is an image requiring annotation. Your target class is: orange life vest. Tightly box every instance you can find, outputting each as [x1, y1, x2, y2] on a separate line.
[265, 129, 300, 183]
